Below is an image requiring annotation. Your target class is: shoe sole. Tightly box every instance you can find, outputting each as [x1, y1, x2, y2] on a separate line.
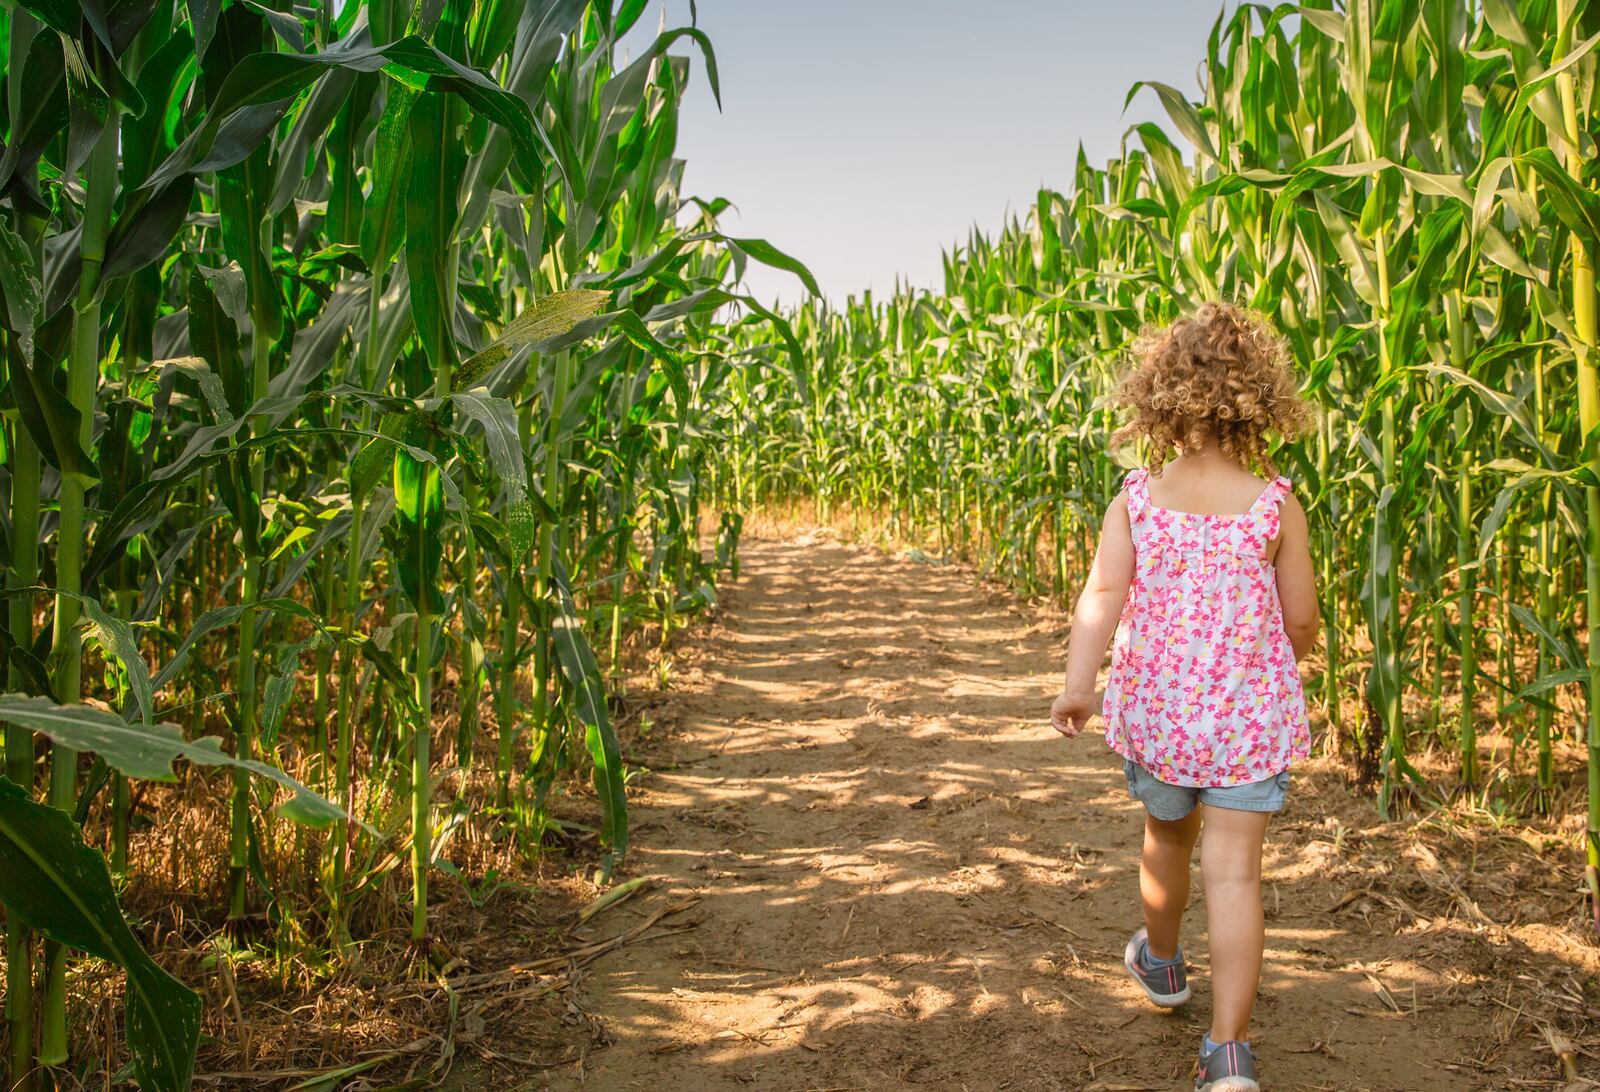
[1196, 1079, 1260, 1092]
[1123, 931, 1190, 1006]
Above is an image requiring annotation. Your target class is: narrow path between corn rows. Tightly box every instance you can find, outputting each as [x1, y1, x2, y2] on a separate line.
[545, 532, 1509, 1092]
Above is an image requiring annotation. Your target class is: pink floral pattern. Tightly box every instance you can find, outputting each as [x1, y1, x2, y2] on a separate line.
[1102, 467, 1310, 787]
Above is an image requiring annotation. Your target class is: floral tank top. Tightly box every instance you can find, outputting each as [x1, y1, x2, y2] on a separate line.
[1102, 467, 1310, 788]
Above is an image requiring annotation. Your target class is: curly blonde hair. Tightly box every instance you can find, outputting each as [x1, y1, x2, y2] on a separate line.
[1109, 301, 1313, 474]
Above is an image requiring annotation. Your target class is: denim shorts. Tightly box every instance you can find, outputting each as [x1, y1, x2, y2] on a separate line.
[1123, 758, 1290, 821]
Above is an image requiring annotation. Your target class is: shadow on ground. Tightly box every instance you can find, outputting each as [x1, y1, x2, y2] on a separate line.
[520, 533, 1595, 1092]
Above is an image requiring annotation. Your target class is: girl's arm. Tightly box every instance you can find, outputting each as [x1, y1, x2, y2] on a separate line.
[1051, 493, 1135, 737]
[1273, 494, 1319, 661]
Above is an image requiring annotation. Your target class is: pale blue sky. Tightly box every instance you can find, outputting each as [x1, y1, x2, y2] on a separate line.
[624, 2, 1246, 305]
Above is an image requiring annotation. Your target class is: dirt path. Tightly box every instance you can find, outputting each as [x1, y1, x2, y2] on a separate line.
[545, 532, 1587, 1091]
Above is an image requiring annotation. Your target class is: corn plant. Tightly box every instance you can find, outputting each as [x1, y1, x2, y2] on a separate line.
[0, 1, 814, 1087]
[726, 0, 1600, 917]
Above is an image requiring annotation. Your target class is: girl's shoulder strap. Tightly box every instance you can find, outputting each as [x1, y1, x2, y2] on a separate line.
[1120, 466, 1152, 521]
[1251, 474, 1293, 541]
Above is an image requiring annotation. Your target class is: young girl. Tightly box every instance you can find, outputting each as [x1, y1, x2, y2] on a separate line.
[1049, 302, 1319, 1092]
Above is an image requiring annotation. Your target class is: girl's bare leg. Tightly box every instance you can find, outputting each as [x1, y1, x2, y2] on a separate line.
[1140, 809, 1202, 960]
[1200, 806, 1271, 1042]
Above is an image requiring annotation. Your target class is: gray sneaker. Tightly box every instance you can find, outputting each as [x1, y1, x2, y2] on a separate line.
[1196, 1038, 1260, 1091]
[1122, 927, 1189, 1006]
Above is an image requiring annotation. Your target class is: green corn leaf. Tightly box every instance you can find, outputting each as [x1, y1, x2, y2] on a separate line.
[156, 356, 235, 424]
[1508, 604, 1584, 673]
[186, 0, 220, 60]
[725, 236, 821, 297]
[393, 448, 446, 615]
[118, 27, 194, 189]
[349, 407, 440, 499]
[0, 29, 68, 189]
[6, 336, 99, 487]
[83, 413, 250, 587]
[101, 177, 197, 283]
[1313, 191, 1380, 307]
[0, 696, 346, 826]
[449, 389, 534, 556]
[382, 35, 563, 184]
[1480, 0, 1532, 46]
[241, 0, 306, 50]
[1511, 28, 1600, 121]
[85, 415, 434, 589]
[613, 0, 650, 37]
[1416, 362, 1551, 461]
[322, 75, 377, 243]
[1389, 204, 1463, 367]
[1125, 79, 1218, 162]
[636, 25, 722, 109]
[268, 67, 359, 216]
[215, 127, 279, 336]
[78, 595, 153, 727]
[604, 310, 690, 421]
[60, 37, 111, 178]
[13, 0, 79, 36]
[144, 33, 557, 191]
[260, 633, 325, 749]
[188, 263, 250, 418]
[1474, 464, 1586, 564]
[405, 90, 462, 385]
[148, 603, 248, 692]
[469, 0, 524, 67]
[1297, 6, 1345, 40]
[358, 641, 424, 723]
[1516, 148, 1600, 252]
[0, 776, 201, 1092]
[360, 82, 417, 271]
[0, 216, 42, 361]
[551, 560, 626, 874]
[1515, 667, 1590, 701]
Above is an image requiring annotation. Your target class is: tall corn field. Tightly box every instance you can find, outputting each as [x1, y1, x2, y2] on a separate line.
[725, 0, 1600, 917]
[3, 0, 1600, 1088]
[0, 1, 813, 1088]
